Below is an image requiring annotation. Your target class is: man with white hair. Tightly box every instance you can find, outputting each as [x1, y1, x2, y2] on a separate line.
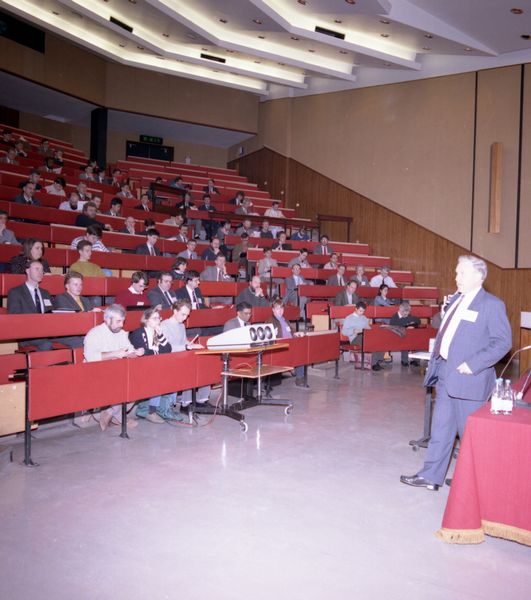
[401, 255, 511, 491]
[369, 266, 396, 288]
[83, 304, 145, 430]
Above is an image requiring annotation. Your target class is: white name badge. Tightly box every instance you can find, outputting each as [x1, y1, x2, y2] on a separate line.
[43, 299, 52, 306]
[462, 309, 478, 323]
[137, 302, 145, 306]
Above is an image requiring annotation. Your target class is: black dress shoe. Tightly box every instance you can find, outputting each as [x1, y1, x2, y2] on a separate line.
[410, 360, 420, 367]
[401, 361, 409, 367]
[445, 478, 452, 487]
[400, 474, 439, 491]
[372, 363, 382, 371]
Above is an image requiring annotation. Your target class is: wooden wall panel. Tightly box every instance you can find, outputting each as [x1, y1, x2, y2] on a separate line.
[233, 148, 530, 351]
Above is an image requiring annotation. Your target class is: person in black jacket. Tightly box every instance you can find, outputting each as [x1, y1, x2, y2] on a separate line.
[389, 301, 421, 366]
[147, 272, 177, 309]
[7, 260, 53, 350]
[129, 308, 182, 423]
[10, 238, 51, 274]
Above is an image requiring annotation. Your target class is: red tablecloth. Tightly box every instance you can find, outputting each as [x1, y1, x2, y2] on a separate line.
[437, 379, 531, 545]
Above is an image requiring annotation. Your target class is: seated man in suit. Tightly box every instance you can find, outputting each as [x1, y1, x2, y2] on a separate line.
[328, 263, 347, 287]
[352, 264, 369, 287]
[177, 193, 202, 239]
[389, 301, 421, 367]
[114, 271, 150, 309]
[324, 252, 340, 270]
[136, 228, 162, 257]
[13, 181, 39, 206]
[1, 146, 19, 165]
[223, 302, 252, 331]
[148, 271, 177, 309]
[201, 237, 225, 261]
[203, 178, 220, 196]
[288, 249, 310, 269]
[178, 239, 198, 260]
[271, 231, 292, 251]
[235, 275, 269, 307]
[259, 220, 274, 239]
[53, 271, 98, 348]
[284, 263, 309, 319]
[175, 270, 206, 309]
[201, 254, 233, 305]
[7, 259, 53, 350]
[173, 224, 189, 244]
[314, 234, 334, 255]
[161, 299, 212, 411]
[75, 201, 109, 230]
[134, 193, 152, 212]
[341, 301, 385, 371]
[335, 280, 359, 307]
[120, 216, 137, 235]
[235, 218, 254, 237]
[106, 197, 123, 217]
[268, 297, 308, 388]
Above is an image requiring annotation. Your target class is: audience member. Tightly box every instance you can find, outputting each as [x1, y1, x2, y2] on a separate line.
[13, 181, 39, 205]
[71, 224, 109, 253]
[223, 302, 252, 331]
[114, 271, 150, 309]
[0, 210, 19, 245]
[341, 301, 384, 371]
[201, 255, 232, 304]
[314, 234, 333, 255]
[171, 257, 188, 281]
[229, 190, 245, 205]
[10, 238, 51, 274]
[175, 270, 206, 309]
[216, 220, 232, 244]
[335, 280, 359, 306]
[75, 201, 108, 229]
[268, 298, 307, 387]
[369, 266, 397, 288]
[134, 193, 151, 212]
[327, 264, 347, 287]
[7, 260, 53, 351]
[374, 284, 394, 323]
[106, 197, 123, 217]
[201, 237, 225, 261]
[79, 165, 96, 181]
[174, 224, 189, 243]
[259, 220, 273, 239]
[45, 176, 66, 196]
[69, 240, 105, 277]
[284, 263, 309, 318]
[235, 275, 268, 307]
[161, 300, 211, 410]
[272, 231, 292, 251]
[148, 272, 177, 309]
[288, 248, 310, 269]
[37, 138, 52, 156]
[83, 304, 144, 430]
[117, 182, 134, 199]
[199, 194, 216, 239]
[14, 140, 27, 158]
[59, 192, 82, 212]
[129, 308, 180, 423]
[352, 265, 369, 286]
[203, 178, 220, 195]
[290, 225, 310, 241]
[235, 218, 254, 237]
[1, 146, 19, 165]
[257, 247, 278, 282]
[21, 170, 43, 191]
[389, 301, 421, 367]
[135, 228, 162, 257]
[178, 239, 198, 260]
[163, 213, 184, 228]
[120, 216, 137, 235]
[324, 252, 339, 270]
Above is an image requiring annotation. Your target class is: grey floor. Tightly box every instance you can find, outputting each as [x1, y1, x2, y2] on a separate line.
[0, 359, 529, 600]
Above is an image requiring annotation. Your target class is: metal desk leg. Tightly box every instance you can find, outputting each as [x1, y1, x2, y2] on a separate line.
[120, 404, 129, 439]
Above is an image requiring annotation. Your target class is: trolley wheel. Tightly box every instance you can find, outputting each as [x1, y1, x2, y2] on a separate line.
[284, 405, 293, 416]
[240, 421, 248, 433]
[411, 444, 419, 452]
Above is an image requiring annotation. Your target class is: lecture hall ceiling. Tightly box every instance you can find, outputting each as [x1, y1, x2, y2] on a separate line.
[1, 0, 531, 98]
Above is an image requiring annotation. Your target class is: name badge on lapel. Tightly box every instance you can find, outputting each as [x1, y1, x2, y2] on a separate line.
[462, 309, 478, 323]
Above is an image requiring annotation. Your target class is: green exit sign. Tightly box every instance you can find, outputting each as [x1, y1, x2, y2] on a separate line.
[140, 135, 163, 145]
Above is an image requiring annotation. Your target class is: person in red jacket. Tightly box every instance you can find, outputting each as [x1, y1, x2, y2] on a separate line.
[114, 271, 150, 309]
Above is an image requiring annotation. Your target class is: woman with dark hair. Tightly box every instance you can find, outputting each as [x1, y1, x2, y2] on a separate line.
[171, 257, 188, 281]
[10, 238, 51, 274]
[129, 308, 182, 423]
[373, 283, 393, 324]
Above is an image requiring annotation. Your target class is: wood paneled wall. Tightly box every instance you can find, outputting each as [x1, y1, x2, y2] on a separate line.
[230, 147, 530, 351]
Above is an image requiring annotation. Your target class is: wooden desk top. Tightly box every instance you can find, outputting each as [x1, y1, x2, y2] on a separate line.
[197, 342, 289, 356]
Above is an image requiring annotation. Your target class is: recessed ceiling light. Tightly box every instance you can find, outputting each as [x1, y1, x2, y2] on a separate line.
[380, 33, 389, 38]
[464, 47, 472, 51]
[383, 62, 391, 66]
[380, 19, 390, 25]
[425, 33, 433, 39]
[511, 8, 524, 14]
[345, 0, 356, 4]
[258, 35, 265, 39]
[297, 0, 307, 4]
[422, 46, 431, 51]
[137, 45, 144, 50]
[156, 56, 165, 60]
[253, 19, 262, 25]
[52, 11, 59, 15]
[254, 60, 261, 64]
[353, 62, 360, 66]
[162, 33, 169, 38]
[202, 47, 208, 51]
[227, 49, 235, 53]
[219, 18, 227, 24]
[278, 62, 285, 66]
[339, 50, 348, 54]
[522, 34, 531, 39]
[308, 49, 315, 52]
[291, 36, 300, 41]
[119, 44, 125, 48]
[128, 0, 137, 3]
[334, 19, 343, 24]
[186, 33, 197, 39]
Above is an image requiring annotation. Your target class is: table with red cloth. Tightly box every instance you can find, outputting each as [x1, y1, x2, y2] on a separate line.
[436, 371, 531, 546]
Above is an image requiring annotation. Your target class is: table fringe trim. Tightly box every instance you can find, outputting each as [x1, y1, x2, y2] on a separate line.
[436, 521, 531, 546]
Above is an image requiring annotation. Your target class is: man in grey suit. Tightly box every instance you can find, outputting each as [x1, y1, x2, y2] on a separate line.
[201, 254, 233, 305]
[284, 263, 309, 319]
[313, 234, 334, 255]
[235, 275, 269, 307]
[400, 255, 511, 490]
[334, 280, 359, 306]
[7, 260, 53, 350]
[327, 264, 348, 287]
[0, 210, 19, 245]
[177, 239, 198, 260]
[223, 302, 252, 332]
[13, 181, 40, 206]
[147, 272, 177, 309]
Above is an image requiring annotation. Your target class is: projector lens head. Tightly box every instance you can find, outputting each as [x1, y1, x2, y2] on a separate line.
[265, 326, 273, 340]
[249, 328, 257, 341]
[257, 327, 265, 340]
